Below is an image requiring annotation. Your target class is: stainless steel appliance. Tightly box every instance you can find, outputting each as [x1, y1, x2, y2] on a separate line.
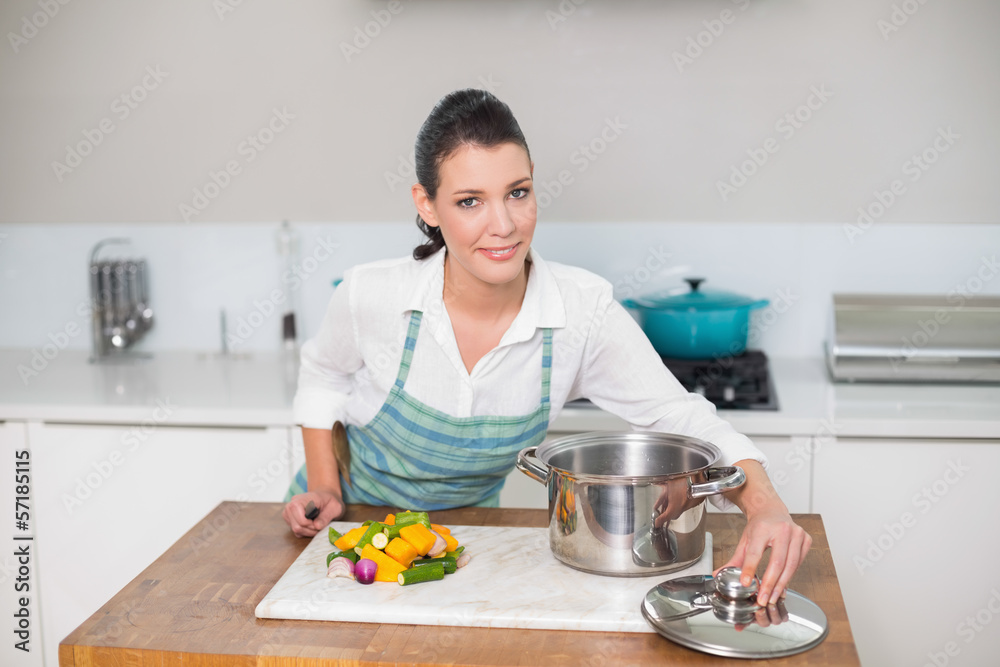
[89, 238, 154, 360]
[825, 293, 1000, 383]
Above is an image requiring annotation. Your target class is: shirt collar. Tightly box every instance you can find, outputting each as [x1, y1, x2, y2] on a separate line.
[403, 247, 567, 333]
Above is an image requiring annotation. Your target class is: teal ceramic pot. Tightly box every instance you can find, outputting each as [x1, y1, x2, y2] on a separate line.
[621, 278, 769, 359]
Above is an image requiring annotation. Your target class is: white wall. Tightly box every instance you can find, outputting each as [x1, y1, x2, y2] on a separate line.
[1, 0, 998, 223]
[1, 1, 998, 354]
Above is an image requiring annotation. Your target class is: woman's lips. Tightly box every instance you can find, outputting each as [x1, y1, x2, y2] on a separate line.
[478, 243, 519, 261]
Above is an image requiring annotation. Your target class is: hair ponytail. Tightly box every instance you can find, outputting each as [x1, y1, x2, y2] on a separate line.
[411, 89, 531, 260]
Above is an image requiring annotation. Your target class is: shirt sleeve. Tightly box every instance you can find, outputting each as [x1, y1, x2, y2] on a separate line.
[292, 272, 364, 429]
[576, 291, 767, 510]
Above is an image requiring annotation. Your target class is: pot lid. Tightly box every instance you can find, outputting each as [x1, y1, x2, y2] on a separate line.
[641, 567, 829, 659]
[624, 278, 768, 311]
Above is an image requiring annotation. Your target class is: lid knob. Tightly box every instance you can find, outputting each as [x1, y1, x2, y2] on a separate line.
[714, 566, 759, 600]
[684, 277, 705, 293]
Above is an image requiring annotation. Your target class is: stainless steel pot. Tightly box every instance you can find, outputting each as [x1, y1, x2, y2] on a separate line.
[516, 432, 745, 577]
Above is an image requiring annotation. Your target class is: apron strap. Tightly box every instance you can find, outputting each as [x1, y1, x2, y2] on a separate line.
[395, 311, 423, 388]
[541, 327, 552, 407]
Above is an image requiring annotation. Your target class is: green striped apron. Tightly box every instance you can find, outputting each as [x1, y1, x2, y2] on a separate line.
[287, 310, 552, 510]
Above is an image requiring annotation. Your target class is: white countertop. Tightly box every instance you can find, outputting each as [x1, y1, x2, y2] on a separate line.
[2, 349, 998, 439]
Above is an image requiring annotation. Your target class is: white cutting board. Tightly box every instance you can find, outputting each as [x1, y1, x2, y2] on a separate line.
[255, 522, 713, 633]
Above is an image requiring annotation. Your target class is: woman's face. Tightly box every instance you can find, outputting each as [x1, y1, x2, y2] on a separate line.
[413, 142, 536, 290]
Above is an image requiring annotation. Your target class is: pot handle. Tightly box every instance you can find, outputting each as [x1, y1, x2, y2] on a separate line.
[516, 446, 550, 484]
[689, 466, 746, 499]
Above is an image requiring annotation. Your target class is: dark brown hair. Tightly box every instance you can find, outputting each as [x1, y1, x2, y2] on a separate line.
[412, 89, 531, 260]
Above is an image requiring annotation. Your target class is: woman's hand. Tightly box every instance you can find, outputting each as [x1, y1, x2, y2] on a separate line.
[719, 502, 811, 606]
[717, 459, 812, 607]
[282, 490, 345, 538]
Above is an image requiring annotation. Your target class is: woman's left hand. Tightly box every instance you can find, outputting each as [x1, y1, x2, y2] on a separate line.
[716, 459, 812, 607]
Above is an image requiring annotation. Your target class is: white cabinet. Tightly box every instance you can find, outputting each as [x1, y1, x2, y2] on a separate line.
[814, 438, 1000, 667]
[29, 421, 292, 667]
[0, 421, 43, 667]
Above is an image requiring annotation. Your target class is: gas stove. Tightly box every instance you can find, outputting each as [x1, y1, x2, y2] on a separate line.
[661, 350, 778, 410]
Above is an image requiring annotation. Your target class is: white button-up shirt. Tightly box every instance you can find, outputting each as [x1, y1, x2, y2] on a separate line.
[294, 248, 766, 472]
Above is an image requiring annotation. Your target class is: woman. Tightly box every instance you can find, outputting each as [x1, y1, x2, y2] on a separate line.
[284, 89, 810, 606]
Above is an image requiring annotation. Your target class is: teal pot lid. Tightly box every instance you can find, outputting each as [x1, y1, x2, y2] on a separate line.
[623, 278, 768, 312]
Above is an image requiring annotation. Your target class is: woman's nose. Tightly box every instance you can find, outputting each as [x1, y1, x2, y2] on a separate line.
[487, 203, 515, 237]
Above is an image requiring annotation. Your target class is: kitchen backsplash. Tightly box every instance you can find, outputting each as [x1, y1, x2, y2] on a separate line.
[1, 221, 997, 358]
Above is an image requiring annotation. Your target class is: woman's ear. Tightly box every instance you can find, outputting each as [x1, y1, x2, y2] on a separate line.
[411, 184, 439, 228]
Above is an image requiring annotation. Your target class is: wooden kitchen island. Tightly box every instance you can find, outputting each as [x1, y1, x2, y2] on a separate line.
[59, 502, 859, 666]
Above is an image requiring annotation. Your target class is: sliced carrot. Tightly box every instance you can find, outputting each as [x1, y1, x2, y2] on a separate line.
[333, 525, 368, 551]
[384, 513, 396, 526]
[360, 544, 407, 582]
[399, 523, 436, 556]
[429, 523, 451, 535]
[384, 537, 419, 567]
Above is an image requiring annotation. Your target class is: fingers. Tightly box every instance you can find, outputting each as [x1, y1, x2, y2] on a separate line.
[282, 495, 320, 538]
[759, 524, 810, 605]
[315, 495, 344, 528]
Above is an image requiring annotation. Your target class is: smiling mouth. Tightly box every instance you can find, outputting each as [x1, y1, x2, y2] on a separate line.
[479, 244, 519, 260]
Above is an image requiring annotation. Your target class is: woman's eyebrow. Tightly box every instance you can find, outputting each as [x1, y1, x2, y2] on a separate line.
[452, 177, 532, 197]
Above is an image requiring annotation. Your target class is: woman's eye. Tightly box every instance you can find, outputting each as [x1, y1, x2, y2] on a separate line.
[510, 188, 529, 199]
[458, 198, 477, 208]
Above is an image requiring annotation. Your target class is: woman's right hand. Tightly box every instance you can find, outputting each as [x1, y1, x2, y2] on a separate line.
[282, 490, 346, 537]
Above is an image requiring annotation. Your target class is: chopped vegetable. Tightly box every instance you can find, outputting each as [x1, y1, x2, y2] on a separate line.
[383, 513, 396, 525]
[328, 526, 343, 544]
[430, 523, 451, 535]
[360, 544, 407, 582]
[399, 523, 436, 556]
[371, 532, 389, 550]
[355, 558, 377, 585]
[427, 530, 448, 558]
[445, 546, 465, 558]
[353, 522, 386, 555]
[456, 553, 471, 569]
[327, 557, 355, 580]
[384, 537, 419, 567]
[413, 556, 457, 574]
[333, 525, 368, 551]
[326, 549, 360, 567]
[382, 524, 402, 540]
[398, 562, 445, 585]
[394, 511, 432, 529]
[439, 531, 459, 553]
